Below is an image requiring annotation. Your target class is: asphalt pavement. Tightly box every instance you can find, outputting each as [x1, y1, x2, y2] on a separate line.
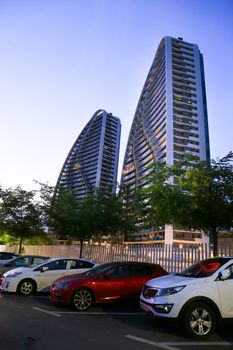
[0, 292, 233, 350]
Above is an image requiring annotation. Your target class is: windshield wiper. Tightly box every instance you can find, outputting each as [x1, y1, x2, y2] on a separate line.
[174, 273, 195, 277]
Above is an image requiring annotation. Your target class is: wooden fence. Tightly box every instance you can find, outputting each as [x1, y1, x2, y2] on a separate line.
[2, 240, 233, 273]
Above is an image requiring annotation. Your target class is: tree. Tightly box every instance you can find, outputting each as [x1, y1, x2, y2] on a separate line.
[145, 152, 233, 256]
[177, 152, 233, 256]
[73, 192, 101, 257]
[145, 161, 191, 228]
[47, 187, 83, 240]
[72, 189, 127, 248]
[0, 185, 45, 253]
[117, 184, 148, 241]
[95, 188, 138, 243]
[47, 185, 136, 256]
[47, 188, 112, 257]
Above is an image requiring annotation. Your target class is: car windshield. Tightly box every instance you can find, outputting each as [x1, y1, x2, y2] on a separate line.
[85, 263, 113, 276]
[175, 258, 230, 278]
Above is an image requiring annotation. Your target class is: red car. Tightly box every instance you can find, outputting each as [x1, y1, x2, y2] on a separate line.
[50, 261, 168, 311]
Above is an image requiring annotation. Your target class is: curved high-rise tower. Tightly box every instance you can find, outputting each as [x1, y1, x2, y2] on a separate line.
[121, 36, 210, 242]
[122, 36, 210, 190]
[56, 109, 121, 199]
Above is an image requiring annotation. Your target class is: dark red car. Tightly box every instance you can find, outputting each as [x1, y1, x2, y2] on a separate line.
[50, 261, 168, 311]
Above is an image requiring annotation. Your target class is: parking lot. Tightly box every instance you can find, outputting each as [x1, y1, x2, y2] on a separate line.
[1, 292, 233, 350]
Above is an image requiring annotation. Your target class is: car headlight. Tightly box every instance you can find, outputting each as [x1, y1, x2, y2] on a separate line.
[57, 282, 72, 289]
[7, 271, 23, 278]
[156, 285, 186, 297]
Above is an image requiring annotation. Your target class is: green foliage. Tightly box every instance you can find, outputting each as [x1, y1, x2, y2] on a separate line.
[2, 151, 231, 257]
[0, 185, 47, 253]
[23, 232, 54, 245]
[0, 231, 19, 246]
[118, 184, 147, 239]
[34, 180, 55, 226]
[143, 152, 233, 255]
[48, 187, 80, 239]
[47, 185, 135, 246]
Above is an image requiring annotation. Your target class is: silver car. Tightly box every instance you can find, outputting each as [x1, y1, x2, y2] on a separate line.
[0, 252, 19, 265]
[0, 255, 49, 277]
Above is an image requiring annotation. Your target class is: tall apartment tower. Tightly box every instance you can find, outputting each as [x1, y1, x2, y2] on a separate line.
[56, 109, 121, 199]
[121, 36, 210, 242]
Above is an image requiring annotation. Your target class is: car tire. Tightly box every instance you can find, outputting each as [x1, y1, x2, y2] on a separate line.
[17, 279, 37, 296]
[71, 288, 94, 311]
[182, 301, 216, 339]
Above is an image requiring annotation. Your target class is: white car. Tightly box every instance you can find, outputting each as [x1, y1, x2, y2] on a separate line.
[0, 257, 98, 296]
[140, 257, 233, 339]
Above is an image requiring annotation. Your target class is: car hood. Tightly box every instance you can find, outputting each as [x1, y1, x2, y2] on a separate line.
[3, 266, 31, 276]
[145, 273, 207, 288]
[53, 273, 95, 286]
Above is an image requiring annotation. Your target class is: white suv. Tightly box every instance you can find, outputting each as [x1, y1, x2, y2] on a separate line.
[140, 257, 233, 339]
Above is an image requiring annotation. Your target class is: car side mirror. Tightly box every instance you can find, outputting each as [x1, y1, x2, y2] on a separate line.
[218, 268, 231, 280]
[40, 266, 49, 273]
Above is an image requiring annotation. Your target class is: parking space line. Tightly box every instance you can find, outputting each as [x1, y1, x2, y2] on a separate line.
[126, 335, 177, 349]
[125, 335, 233, 349]
[57, 311, 144, 315]
[32, 308, 144, 316]
[165, 341, 233, 347]
[32, 307, 62, 317]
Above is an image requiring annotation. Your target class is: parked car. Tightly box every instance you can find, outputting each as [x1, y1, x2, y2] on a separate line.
[0, 255, 50, 277]
[140, 257, 233, 339]
[0, 252, 19, 265]
[50, 261, 168, 311]
[0, 257, 98, 296]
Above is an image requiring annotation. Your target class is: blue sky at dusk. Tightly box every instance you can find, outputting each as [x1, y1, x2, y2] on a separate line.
[1, 0, 233, 190]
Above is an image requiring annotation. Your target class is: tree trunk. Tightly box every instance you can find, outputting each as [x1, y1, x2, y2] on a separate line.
[211, 226, 218, 257]
[19, 236, 23, 255]
[79, 240, 83, 259]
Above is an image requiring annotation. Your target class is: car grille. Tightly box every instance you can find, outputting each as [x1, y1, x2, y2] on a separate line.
[142, 285, 158, 299]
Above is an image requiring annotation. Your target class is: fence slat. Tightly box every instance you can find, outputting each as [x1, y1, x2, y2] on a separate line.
[2, 241, 232, 273]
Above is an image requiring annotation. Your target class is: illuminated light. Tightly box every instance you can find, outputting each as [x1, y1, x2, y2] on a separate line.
[153, 304, 173, 314]
[74, 163, 82, 170]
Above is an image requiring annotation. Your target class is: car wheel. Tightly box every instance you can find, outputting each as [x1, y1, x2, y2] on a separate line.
[183, 302, 216, 339]
[17, 279, 36, 296]
[71, 288, 93, 311]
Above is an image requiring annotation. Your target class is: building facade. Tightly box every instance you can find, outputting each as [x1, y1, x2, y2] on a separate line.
[121, 36, 210, 243]
[56, 109, 121, 199]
